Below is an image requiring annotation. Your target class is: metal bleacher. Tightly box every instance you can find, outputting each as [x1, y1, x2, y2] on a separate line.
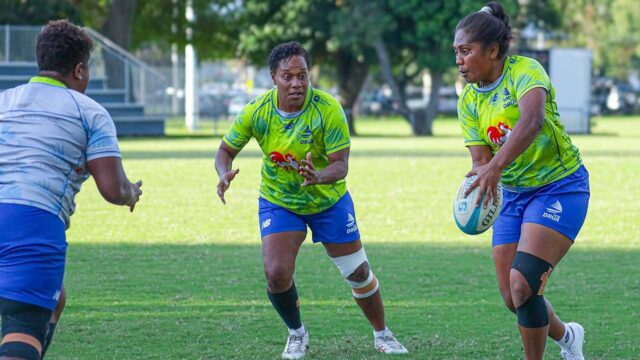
[0, 25, 168, 136]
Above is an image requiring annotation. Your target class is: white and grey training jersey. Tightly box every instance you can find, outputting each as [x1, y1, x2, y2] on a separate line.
[0, 76, 121, 228]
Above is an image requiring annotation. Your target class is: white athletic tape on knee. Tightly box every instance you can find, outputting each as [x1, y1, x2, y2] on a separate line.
[349, 271, 379, 299]
[331, 247, 368, 278]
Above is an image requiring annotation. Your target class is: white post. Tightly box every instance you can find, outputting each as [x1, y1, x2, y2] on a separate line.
[171, 43, 179, 115]
[185, 0, 199, 131]
[5, 25, 10, 62]
[124, 58, 130, 103]
[171, 0, 179, 115]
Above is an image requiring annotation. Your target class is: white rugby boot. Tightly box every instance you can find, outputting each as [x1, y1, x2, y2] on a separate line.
[558, 322, 585, 360]
[374, 328, 408, 354]
[281, 330, 309, 359]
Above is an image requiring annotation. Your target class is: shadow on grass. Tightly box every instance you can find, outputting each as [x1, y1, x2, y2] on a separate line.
[50, 242, 640, 359]
[121, 149, 472, 160]
[121, 148, 640, 160]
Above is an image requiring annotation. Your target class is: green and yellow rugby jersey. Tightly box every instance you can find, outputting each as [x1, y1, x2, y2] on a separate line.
[457, 55, 582, 188]
[223, 87, 350, 214]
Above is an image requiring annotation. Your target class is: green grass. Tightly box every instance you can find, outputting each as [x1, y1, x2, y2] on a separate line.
[49, 116, 639, 359]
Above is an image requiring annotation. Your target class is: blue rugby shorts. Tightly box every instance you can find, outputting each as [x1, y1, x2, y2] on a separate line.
[492, 165, 590, 247]
[258, 192, 361, 244]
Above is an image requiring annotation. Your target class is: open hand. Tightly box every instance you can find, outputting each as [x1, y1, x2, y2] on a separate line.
[217, 169, 240, 204]
[300, 152, 322, 187]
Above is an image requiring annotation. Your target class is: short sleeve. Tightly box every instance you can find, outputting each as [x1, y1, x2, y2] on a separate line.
[457, 91, 487, 147]
[223, 105, 253, 150]
[323, 101, 351, 154]
[86, 109, 121, 161]
[514, 59, 550, 100]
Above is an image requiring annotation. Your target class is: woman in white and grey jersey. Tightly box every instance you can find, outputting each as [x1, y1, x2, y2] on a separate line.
[0, 20, 142, 360]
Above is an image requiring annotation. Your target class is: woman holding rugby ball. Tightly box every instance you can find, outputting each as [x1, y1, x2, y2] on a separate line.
[453, 2, 589, 359]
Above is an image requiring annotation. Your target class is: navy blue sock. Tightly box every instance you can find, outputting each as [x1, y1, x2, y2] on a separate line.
[267, 282, 302, 330]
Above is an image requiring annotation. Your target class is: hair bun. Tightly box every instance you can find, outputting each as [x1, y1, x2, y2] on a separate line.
[479, 6, 493, 15]
[485, 2, 510, 28]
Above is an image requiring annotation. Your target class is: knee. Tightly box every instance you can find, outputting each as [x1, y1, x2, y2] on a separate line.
[497, 286, 516, 313]
[331, 248, 379, 299]
[509, 270, 532, 307]
[346, 262, 370, 283]
[511, 251, 554, 328]
[264, 265, 292, 292]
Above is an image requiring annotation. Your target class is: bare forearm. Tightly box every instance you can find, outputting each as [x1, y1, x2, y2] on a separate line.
[88, 157, 137, 206]
[472, 155, 492, 169]
[107, 182, 135, 205]
[490, 117, 541, 171]
[215, 146, 234, 177]
[315, 161, 348, 184]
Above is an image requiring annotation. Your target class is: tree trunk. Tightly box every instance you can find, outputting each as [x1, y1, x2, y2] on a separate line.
[412, 70, 443, 136]
[372, 37, 436, 137]
[410, 108, 431, 135]
[101, 0, 137, 49]
[373, 38, 411, 119]
[100, 0, 138, 95]
[336, 50, 369, 135]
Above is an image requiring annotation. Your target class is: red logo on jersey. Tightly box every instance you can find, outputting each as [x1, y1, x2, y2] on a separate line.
[487, 122, 512, 145]
[270, 151, 301, 173]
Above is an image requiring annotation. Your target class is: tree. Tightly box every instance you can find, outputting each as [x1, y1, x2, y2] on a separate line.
[550, 0, 640, 79]
[101, 0, 138, 49]
[341, 0, 520, 135]
[70, 0, 239, 57]
[0, 0, 82, 25]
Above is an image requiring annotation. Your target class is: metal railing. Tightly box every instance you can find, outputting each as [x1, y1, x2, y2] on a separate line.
[0, 25, 40, 63]
[0, 25, 169, 115]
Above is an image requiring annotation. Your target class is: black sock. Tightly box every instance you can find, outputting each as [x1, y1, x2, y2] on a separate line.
[41, 322, 57, 358]
[267, 282, 302, 330]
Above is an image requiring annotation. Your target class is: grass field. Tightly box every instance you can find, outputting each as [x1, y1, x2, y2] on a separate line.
[50, 116, 639, 359]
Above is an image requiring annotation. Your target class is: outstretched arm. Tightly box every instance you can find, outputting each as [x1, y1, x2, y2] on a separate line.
[88, 157, 142, 212]
[215, 142, 241, 204]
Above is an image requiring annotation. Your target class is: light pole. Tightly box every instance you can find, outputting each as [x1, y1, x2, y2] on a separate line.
[185, 0, 199, 131]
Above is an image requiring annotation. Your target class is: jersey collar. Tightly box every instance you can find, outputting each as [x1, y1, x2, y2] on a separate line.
[472, 56, 511, 93]
[29, 76, 68, 88]
[271, 86, 314, 118]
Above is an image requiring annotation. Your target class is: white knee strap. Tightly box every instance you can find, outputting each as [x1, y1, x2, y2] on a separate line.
[332, 247, 368, 277]
[331, 247, 379, 299]
[349, 270, 379, 299]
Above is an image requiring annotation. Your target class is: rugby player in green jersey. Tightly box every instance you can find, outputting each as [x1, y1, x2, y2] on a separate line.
[215, 42, 408, 359]
[454, 2, 589, 359]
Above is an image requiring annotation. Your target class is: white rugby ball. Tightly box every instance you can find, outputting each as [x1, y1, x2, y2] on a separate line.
[453, 176, 503, 235]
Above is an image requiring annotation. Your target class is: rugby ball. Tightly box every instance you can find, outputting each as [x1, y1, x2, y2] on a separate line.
[453, 176, 503, 235]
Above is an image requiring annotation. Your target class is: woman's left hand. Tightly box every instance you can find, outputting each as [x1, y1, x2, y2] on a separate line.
[464, 162, 502, 207]
[300, 152, 322, 186]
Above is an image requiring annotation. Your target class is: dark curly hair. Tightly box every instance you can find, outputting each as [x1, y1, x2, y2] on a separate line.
[267, 41, 311, 74]
[455, 1, 513, 59]
[36, 19, 94, 75]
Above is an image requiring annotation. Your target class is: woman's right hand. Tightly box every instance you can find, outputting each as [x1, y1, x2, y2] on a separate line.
[217, 169, 240, 204]
[126, 180, 143, 212]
